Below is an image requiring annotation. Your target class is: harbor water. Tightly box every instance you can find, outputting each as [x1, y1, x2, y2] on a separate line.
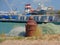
[0, 22, 60, 36]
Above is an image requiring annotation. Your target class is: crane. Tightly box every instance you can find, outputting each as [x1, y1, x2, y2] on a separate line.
[4, 0, 19, 14]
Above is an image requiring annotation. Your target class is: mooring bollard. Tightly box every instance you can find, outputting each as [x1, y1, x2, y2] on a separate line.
[25, 16, 37, 37]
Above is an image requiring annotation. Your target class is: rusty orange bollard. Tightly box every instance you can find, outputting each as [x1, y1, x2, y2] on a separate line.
[25, 16, 37, 37]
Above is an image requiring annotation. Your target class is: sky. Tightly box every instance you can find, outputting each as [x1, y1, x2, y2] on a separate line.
[0, 0, 60, 13]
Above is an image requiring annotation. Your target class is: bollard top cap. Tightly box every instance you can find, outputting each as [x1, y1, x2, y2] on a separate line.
[26, 16, 37, 25]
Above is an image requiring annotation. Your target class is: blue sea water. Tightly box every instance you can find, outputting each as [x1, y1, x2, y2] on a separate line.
[0, 22, 25, 34]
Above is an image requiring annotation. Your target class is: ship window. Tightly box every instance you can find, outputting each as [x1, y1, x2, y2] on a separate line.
[49, 16, 53, 22]
[20, 16, 24, 21]
[40, 16, 47, 22]
[26, 16, 29, 21]
[33, 16, 39, 22]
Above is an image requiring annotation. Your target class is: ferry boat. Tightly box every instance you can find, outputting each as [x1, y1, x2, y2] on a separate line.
[0, 13, 60, 23]
[0, 4, 60, 23]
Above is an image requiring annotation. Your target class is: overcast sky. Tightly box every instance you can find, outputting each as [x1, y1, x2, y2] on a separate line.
[0, 0, 60, 13]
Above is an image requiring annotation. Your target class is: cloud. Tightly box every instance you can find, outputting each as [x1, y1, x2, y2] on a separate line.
[33, 0, 50, 4]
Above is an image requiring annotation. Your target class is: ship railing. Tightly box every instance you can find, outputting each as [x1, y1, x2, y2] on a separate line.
[0, 14, 60, 22]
